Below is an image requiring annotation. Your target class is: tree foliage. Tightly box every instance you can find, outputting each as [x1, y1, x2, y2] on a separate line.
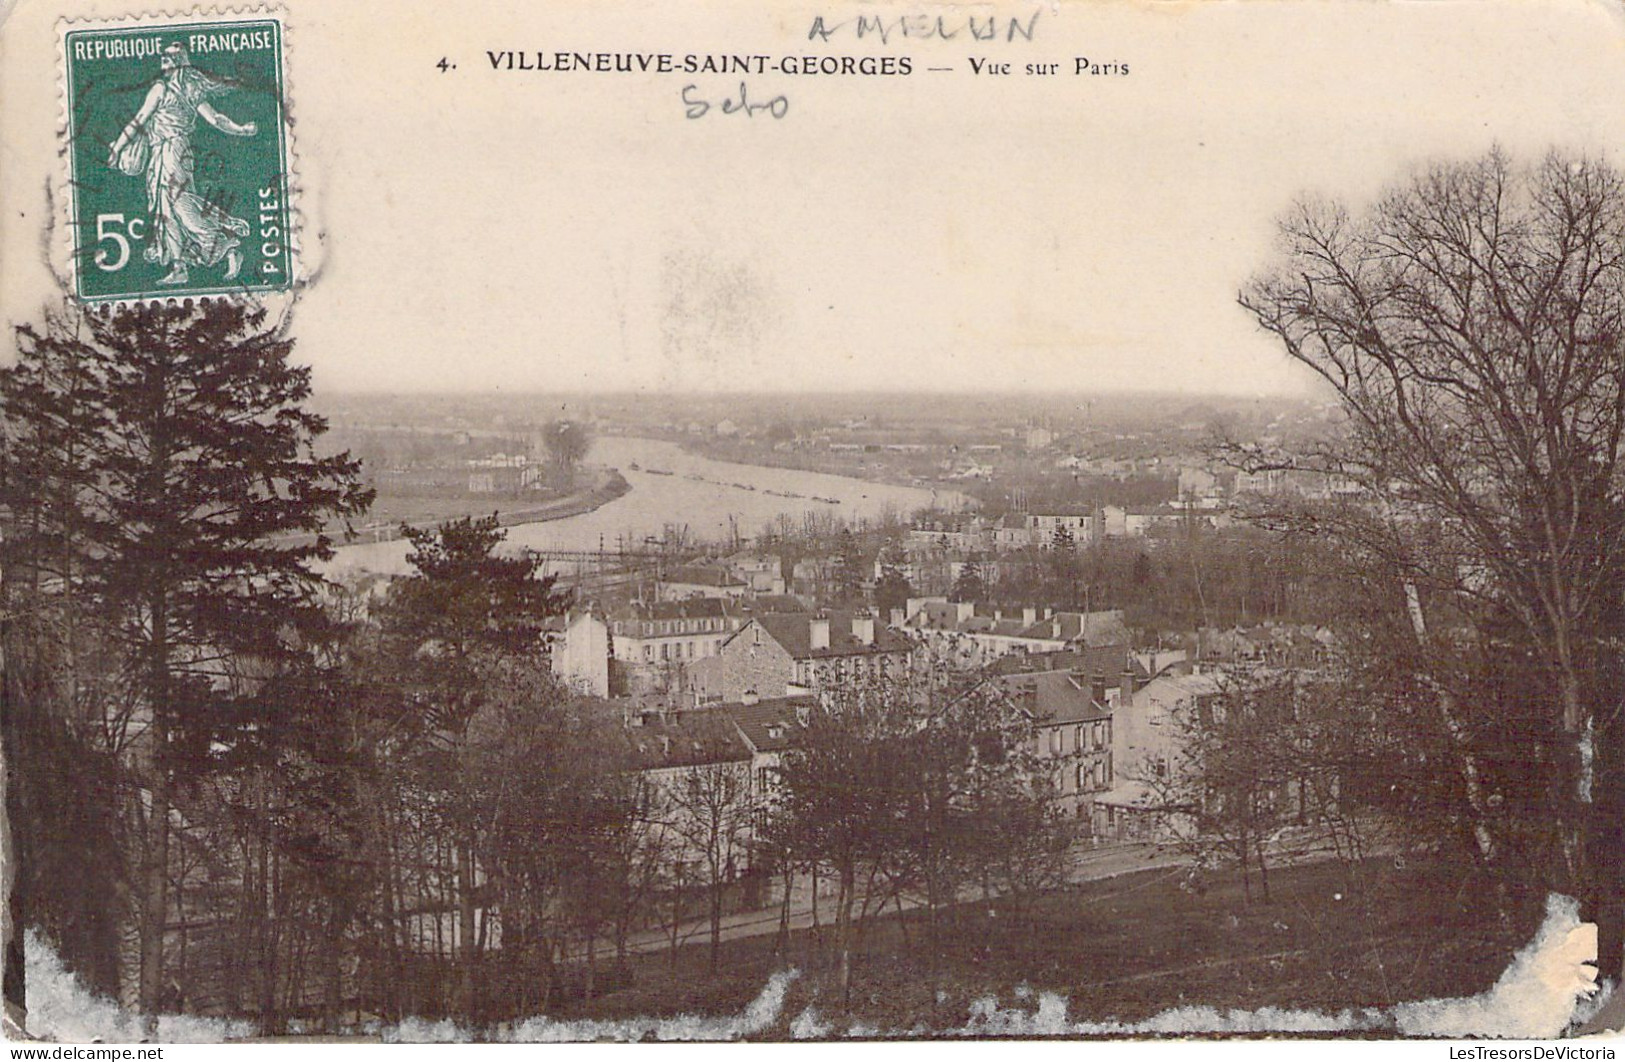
[1240, 149, 1625, 977]
[949, 555, 985, 604]
[373, 516, 570, 1012]
[0, 301, 373, 1017]
[767, 668, 1058, 1005]
[467, 672, 648, 1013]
[540, 420, 592, 488]
[873, 541, 913, 617]
[380, 515, 570, 731]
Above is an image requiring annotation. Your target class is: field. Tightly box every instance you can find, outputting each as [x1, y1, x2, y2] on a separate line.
[541, 854, 1546, 1037]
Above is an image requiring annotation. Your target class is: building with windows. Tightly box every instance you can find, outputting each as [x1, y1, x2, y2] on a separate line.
[1025, 511, 1096, 547]
[901, 601, 1133, 667]
[687, 611, 911, 703]
[987, 665, 1133, 831]
[720, 692, 812, 818]
[606, 598, 744, 695]
[1093, 669, 1225, 841]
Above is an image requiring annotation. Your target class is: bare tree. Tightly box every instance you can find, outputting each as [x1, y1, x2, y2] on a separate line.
[767, 675, 919, 1007]
[601, 773, 673, 967]
[660, 755, 755, 972]
[1240, 149, 1625, 977]
[767, 663, 1055, 1006]
[1135, 674, 1302, 903]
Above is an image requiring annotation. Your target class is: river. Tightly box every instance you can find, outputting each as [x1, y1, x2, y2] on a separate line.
[325, 436, 963, 576]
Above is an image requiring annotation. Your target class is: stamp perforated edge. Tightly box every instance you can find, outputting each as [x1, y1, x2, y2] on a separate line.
[53, 5, 303, 308]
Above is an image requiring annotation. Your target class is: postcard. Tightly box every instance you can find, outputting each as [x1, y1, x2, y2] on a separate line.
[0, 0, 1621, 1047]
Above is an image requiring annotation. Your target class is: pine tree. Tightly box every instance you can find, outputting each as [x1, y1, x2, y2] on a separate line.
[832, 527, 866, 604]
[0, 310, 102, 595]
[950, 555, 985, 604]
[873, 542, 913, 617]
[375, 514, 570, 1016]
[381, 514, 569, 697]
[0, 301, 374, 1019]
[1049, 524, 1080, 605]
[0, 310, 119, 1010]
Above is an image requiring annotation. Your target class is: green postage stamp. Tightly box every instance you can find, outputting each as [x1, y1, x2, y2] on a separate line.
[62, 15, 292, 301]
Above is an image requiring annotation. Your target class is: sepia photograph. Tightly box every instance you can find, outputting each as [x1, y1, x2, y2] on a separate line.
[0, 0, 1622, 1047]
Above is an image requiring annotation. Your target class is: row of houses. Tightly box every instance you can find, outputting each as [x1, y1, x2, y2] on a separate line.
[900, 600, 1134, 667]
[549, 595, 1261, 842]
[907, 505, 1223, 555]
[170, 635, 1238, 984]
[624, 470, 1372, 616]
[551, 602, 914, 700]
[584, 648, 1243, 848]
[550, 596, 788, 698]
[556, 587, 1331, 705]
[618, 662, 1135, 842]
[550, 596, 1136, 701]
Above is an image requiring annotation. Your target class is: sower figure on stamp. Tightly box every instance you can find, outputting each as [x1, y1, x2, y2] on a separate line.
[107, 41, 256, 285]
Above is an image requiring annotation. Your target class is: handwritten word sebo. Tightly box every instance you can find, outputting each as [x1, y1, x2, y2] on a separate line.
[682, 82, 788, 119]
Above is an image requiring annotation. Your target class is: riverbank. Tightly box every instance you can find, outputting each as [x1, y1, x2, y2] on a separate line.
[657, 434, 953, 493]
[340, 468, 631, 547]
[487, 468, 631, 530]
[327, 438, 947, 575]
[638, 434, 975, 514]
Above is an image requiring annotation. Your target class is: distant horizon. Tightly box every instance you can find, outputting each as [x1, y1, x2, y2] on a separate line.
[311, 382, 1327, 401]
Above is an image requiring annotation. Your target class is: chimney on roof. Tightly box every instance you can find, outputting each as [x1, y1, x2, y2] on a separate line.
[1043, 606, 1054, 619]
[851, 612, 875, 646]
[1091, 671, 1108, 706]
[889, 606, 906, 628]
[742, 688, 760, 706]
[1022, 606, 1037, 626]
[1121, 667, 1137, 706]
[955, 601, 974, 623]
[809, 614, 831, 651]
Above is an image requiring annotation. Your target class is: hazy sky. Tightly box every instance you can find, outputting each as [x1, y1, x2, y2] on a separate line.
[4, 0, 1625, 396]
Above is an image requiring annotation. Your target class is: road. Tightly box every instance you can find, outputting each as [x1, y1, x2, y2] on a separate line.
[595, 841, 1191, 960]
[598, 828, 1355, 961]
